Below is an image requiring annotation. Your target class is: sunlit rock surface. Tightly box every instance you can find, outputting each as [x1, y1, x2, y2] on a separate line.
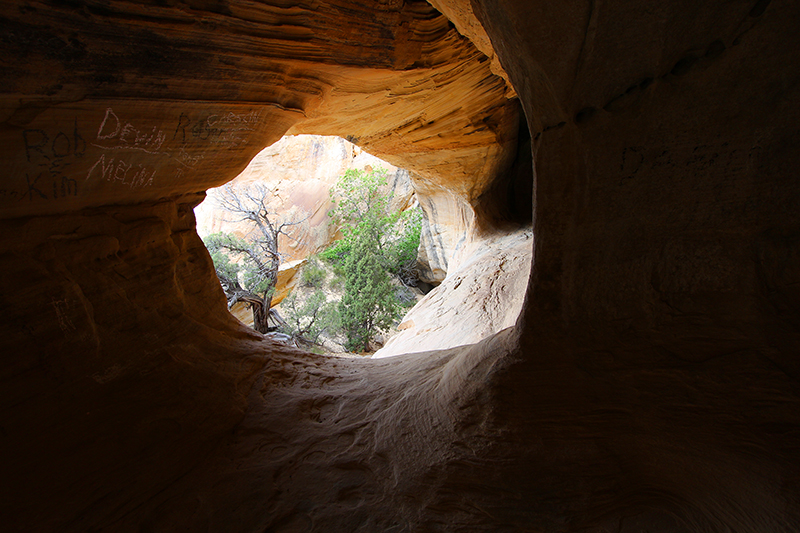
[426, 0, 516, 99]
[195, 135, 412, 262]
[2, 0, 800, 531]
[375, 228, 532, 357]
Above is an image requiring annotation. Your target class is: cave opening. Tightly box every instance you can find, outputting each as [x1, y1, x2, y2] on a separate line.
[4, 0, 800, 529]
[195, 127, 533, 358]
[195, 134, 425, 355]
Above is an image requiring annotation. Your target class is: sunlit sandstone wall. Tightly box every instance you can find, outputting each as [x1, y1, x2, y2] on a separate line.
[1, 0, 799, 531]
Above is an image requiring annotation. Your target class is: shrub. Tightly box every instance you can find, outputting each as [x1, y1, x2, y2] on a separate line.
[300, 257, 326, 288]
[280, 289, 340, 345]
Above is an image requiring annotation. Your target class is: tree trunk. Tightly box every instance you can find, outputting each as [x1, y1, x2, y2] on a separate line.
[229, 292, 271, 334]
[252, 300, 269, 334]
[254, 268, 277, 333]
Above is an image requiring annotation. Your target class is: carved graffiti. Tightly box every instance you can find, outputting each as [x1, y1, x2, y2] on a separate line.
[12, 106, 262, 203]
[93, 107, 167, 154]
[19, 119, 85, 201]
[173, 110, 260, 148]
[177, 146, 203, 168]
[86, 154, 156, 189]
[22, 120, 86, 164]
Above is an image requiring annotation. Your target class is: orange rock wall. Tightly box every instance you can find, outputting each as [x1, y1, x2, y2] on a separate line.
[0, 0, 517, 217]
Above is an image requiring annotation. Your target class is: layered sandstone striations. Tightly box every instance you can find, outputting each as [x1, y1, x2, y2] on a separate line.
[0, 0, 518, 218]
[2, 0, 800, 532]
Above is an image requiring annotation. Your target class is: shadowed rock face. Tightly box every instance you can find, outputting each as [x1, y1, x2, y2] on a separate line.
[1, 1, 799, 532]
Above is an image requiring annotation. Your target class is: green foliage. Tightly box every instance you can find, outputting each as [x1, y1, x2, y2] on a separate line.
[327, 168, 393, 266]
[325, 167, 421, 352]
[204, 232, 247, 261]
[325, 169, 422, 279]
[280, 289, 340, 344]
[207, 246, 240, 284]
[204, 232, 274, 294]
[329, 167, 392, 230]
[339, 238, 398, 352]
[300, 257, 326, 289]
[319, 239, 351, 268]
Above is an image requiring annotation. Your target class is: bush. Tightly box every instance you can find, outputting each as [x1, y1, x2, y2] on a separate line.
[319, 239, 351, 266]
[280, 289, 340, 345]
[300, 257, 326, 288]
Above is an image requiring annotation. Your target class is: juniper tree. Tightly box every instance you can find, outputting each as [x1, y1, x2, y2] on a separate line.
[326, 167, 419, 352]
[203, 184, 306, 333]
[339, 237, 397, 352]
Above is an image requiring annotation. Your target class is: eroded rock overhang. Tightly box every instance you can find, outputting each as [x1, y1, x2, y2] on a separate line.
[0, 0, 520, 223]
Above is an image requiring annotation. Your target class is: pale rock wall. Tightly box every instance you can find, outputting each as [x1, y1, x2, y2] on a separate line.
[416, 188, 474, 283]
[375, 228, 532, 357]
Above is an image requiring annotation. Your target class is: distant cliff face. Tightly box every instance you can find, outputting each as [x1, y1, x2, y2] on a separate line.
[195, 135, 412, 260]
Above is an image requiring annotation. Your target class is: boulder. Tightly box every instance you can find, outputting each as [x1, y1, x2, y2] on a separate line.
[375, 228, 532, 357]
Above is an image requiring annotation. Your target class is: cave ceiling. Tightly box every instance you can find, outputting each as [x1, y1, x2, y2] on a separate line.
[0, 0, 519, 219]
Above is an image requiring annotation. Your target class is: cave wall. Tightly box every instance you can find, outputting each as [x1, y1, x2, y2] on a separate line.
[476, 0, 800, 351]
[470, 0, 800, 529]
[1, 0, 799, 531]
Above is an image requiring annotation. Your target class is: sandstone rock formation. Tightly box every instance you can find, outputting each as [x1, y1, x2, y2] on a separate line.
[2, 0, 800, 532]
[195, 134, 414, 262]
[375, 228, 532, 357]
